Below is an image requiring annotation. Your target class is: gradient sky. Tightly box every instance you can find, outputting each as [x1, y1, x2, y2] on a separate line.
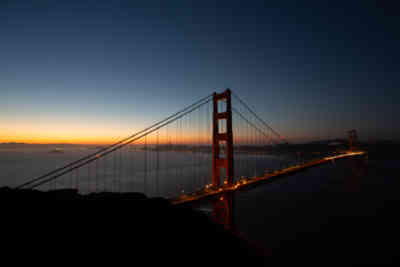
[1, 0, 399, 144]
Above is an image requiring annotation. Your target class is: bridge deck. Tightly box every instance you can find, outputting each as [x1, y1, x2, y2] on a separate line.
[170, 151, 365, 205]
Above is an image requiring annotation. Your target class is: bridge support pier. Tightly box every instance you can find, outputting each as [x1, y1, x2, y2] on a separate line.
[212, 193, 234, 230]
[212, 89, 234, 187]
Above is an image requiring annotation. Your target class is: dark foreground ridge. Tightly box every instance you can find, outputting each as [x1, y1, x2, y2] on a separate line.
[1, 187, 266, 266]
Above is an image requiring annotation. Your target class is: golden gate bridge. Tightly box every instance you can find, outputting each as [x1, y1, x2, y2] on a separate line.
[16, 89, 364, 227]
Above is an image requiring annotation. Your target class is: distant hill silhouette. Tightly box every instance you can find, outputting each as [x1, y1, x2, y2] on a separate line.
[306, 139, 347, 145]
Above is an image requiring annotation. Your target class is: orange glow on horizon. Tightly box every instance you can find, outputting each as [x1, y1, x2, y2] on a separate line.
[0, 130, 214, 145]
[1, 132, 311, 145]
[1, 120, 311, 145]
[1, 124, 136, 145]
[0, 117, 219, 145]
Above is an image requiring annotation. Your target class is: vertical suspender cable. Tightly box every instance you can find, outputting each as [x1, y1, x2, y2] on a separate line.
[156, 130, 159, 197]
[144, 135, 147, 195]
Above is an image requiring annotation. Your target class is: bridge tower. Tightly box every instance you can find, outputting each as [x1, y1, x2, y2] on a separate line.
[212, 89, 234, 187]
[348, 129, 358, 151]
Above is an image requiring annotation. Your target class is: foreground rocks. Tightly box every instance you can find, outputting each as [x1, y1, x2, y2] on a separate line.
[1, 187, 266, 266]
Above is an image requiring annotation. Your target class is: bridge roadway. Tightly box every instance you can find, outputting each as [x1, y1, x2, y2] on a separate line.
[171, 151, 366, 205]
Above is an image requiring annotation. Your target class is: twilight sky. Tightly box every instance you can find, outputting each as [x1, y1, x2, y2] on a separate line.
[1, 0, 399, 144]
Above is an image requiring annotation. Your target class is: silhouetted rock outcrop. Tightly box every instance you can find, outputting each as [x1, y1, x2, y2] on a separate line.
[1, 187, 266, 265]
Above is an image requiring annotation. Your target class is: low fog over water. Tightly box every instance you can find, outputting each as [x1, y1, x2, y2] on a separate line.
[1, 144, 291, 197]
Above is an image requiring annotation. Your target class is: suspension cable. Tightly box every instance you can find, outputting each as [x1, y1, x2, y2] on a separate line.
[232, 107, 278, 145]
[22, 98, 213, 189]
[232, 91, 288, 144]
[16, 94, 212, 189]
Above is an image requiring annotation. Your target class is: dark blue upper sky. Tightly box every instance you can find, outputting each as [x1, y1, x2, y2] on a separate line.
[1, 0, 399, 143]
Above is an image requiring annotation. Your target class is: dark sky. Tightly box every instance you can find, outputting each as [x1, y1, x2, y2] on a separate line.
[1, 0, 399, 143]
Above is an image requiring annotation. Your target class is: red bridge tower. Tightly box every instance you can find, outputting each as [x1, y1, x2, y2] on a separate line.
[212, 89, 234, 187]
[211, 89, 234, 230]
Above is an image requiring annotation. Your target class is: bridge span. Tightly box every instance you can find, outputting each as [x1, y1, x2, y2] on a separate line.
[16, 87, 365, 226]
[171, 151, 365, 205]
